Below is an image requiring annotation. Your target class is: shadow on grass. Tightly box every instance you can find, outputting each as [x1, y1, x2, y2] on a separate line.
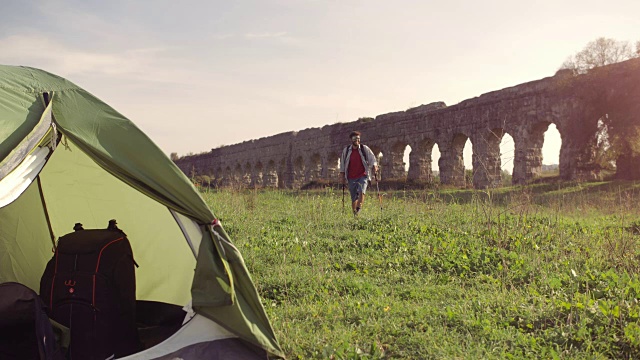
[203, 178, 640, 208]
[387, 179, 640, 206]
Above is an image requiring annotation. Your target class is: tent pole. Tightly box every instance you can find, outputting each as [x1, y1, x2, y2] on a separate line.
[36, 176, 56, 250]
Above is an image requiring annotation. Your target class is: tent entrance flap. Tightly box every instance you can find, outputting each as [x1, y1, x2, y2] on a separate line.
[38, 138, 196, 305]
[0, 99, 54, 181]
[170, 209, 203, 257]
[0, 146, 50, 208]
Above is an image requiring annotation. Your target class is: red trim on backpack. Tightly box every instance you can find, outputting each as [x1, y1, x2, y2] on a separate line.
[50, 246, 60, 310]
[92, 237, 124, 307]
[92, 274, 96, 307]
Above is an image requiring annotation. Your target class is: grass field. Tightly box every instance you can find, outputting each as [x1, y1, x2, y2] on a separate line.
[201, 181, 640, 359]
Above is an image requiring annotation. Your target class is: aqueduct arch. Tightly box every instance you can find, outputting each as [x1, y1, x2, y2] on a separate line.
[176, 59, 640, 188]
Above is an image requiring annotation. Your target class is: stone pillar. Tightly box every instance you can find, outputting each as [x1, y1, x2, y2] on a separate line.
[439, 135, 467, 187]
[263, 162, 278, 187]
[381, 147, 406, 179]
[290, 156, 304, 188]
[512, 135, 526, 185]
[407, 144, 433, 182]
[560, 137, 600, 181]
[305, 155, 322, 183]
[251, 166, 263, 188]
[512, 128, 545, 185]
[451, 154, 466, 187]
[513, 143, 542, 185]
[239, 163, 249, 187]
[471, 132, 502, 189]
[438, 145, 454, 186]
[282, 158, 294, 188]
[277, 166, 287, 189]
[242, 174, 251, 186]
[221, 167, 233, 187]
[231, 165, 241, 186]
[322, 154, 339, 181]
[211, 168, 220, 187]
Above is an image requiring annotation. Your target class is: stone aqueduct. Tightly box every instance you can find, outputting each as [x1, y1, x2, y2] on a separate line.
[175, 59, 640, 189]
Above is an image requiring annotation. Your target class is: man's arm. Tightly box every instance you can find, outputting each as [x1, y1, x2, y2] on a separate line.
[364, 145, 379, 174]
[339, 147, 347, 184]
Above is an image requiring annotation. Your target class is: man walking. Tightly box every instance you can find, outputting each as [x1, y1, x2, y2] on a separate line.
[339, 131, 379, 216]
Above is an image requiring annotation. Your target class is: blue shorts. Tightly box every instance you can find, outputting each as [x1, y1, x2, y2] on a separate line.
[348, 176, 368, 202]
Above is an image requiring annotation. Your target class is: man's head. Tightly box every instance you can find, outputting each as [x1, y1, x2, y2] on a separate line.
[349, 131, 361, 146]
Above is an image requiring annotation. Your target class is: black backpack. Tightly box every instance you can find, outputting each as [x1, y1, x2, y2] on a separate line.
[40, 220, 141, 360]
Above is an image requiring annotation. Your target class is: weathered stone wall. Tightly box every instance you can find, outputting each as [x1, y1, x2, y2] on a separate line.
[176, 59, 640, 188]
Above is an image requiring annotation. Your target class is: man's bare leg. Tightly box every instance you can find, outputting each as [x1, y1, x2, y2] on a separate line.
[355, 193, 365, 214]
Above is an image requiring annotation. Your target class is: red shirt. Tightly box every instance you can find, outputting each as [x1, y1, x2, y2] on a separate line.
[347, 147, 366, 179]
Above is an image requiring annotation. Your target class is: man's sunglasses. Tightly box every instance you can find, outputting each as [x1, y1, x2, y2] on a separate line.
[351, 136, 360, 141]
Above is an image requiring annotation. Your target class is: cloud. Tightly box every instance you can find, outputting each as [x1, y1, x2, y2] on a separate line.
[243, 31, 305, 48]
[0, 34, 202, 85]
[212, 33, 234, 40]
[244, 31, 288, 39]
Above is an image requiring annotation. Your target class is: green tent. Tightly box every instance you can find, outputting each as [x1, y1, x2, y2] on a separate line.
[0, 65, 283, 359]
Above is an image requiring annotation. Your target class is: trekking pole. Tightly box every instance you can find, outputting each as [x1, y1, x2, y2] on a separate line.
[375, 172, 383, 213]
[342, 182, 345, 213]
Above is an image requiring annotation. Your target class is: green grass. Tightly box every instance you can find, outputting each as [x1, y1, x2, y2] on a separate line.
[201, 181, 640, 359]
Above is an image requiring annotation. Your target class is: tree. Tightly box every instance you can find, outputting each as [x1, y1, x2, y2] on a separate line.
[561, 37, 638, 74]
[561, 37, 640, 179]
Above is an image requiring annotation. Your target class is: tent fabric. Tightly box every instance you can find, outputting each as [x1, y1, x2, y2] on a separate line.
[0, 180, 53, 288]
[120, 314, 236, 359]
[151, 338, 266, 360]
[0, 65, 283, 358]
[0, 71, 48, 167]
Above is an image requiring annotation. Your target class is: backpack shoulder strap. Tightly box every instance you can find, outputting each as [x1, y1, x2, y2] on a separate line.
[359, 145, 368, 165]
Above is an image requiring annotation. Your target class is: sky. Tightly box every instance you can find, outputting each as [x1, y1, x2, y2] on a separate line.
[1, 0, 638, 170]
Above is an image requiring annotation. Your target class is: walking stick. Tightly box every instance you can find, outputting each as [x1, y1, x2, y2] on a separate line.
[375, 172, 382, 213]
[342, 182, 345, 213]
